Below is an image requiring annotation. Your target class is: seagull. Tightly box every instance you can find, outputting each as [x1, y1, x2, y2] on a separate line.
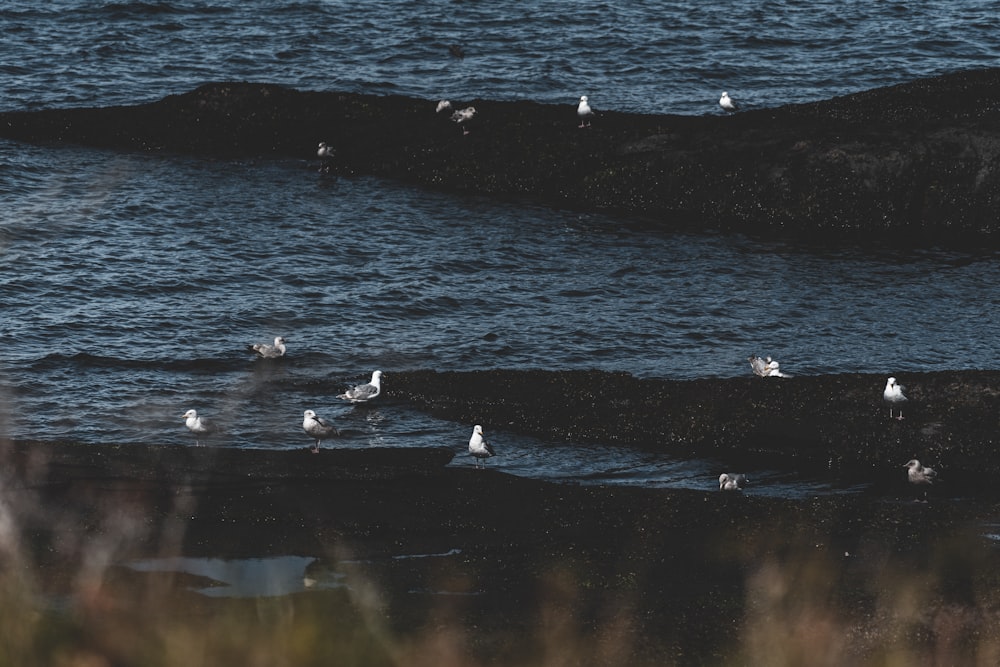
[765, 358, 789, 377]
[182, 409, 218, 446]
[904, 459, 938, 501]
[719, 473, 747, 491]
[450, 106, 476, 135]
[337, 370, 383, 403]
[748, 354, 787, 377]
[317, 142, 335, 173]
[469, 425, 496, 468]
[884, 376, 907, 420]
[436, 99, 452, 114]
[248, 336, 286, 359]
[719, 91, 739, 112]
[303, 409, 339, 453]
[577, 95, 593, 128]
[317, 142, 335, 159]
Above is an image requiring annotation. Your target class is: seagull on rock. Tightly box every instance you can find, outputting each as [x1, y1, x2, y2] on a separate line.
[248, 336, 286, 359]
[904, 459, 938, 501]
[883, 376, 907, 420]
[748, 354, 787, 377]
[182, 409, 218, 446]
[337, 370, 383, 403]
[316, 142, 335, 173]
[719, 473, 747, 491]
[303, 409, 339, 453]
[469, 424, 496, 468]
[450, 106, 476, 135]
[719, 91, 739, 112]
[577, 95, 593, 128]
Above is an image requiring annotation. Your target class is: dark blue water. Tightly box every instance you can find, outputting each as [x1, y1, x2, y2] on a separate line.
[2, 1, 999, 497]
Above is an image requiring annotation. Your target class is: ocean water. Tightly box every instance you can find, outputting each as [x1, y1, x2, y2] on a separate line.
[2, 0, 1000, 496]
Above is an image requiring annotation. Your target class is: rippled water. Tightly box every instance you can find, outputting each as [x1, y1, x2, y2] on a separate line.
[1, 1, 999, 115]
[2, 1, 1000, 497]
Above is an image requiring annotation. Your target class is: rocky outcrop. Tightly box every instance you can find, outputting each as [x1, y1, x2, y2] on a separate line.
[4, 70, 1000, 243]
[386, 369, 1000, 496]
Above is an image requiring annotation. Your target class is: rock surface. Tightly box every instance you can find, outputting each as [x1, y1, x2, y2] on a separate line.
[387, 368, 1000, 498]
[3, 436, 1000, 665]
[4, 69, 1000, 243]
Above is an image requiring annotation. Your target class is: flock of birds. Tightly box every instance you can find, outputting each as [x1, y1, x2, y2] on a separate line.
[182, 337, 497, 467]
[739, 354, 938, 500]
[183, 339, 937, 490]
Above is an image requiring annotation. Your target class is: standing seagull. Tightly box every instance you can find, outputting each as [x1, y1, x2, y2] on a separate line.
[719, 473, 747, 491]
[883, 376, 908, 420]
[450, 106, 477, 135]
[337, 370, 383, 403]
[317, 142, 335, 173]
[182, 409, 218, 446]
[577, 95, 594, 128]
[719, 91, 739, 112]
[468, 424, 496, 468]
[248, 336, 287, 359]
[904, 459, 938, 501]
[302, 409, 338, 453]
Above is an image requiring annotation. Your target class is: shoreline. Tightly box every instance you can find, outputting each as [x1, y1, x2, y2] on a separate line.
[3, 437, 1000, 664]
[3, 69, 1000, 244]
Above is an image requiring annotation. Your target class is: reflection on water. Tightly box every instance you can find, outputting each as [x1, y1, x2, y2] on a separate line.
[126, 556, 344, 598]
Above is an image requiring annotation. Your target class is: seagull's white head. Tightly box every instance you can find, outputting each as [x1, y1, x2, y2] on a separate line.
[183, 409, 198, 420]
[474, 424, 484, 436]
[580, 95, 588, 103]
[887, 376, 897, 386]
[303, 409, 317, 420]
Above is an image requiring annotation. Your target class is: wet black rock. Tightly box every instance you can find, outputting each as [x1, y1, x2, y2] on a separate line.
[386, 369, 1000, 497]
[4, 69, 1000, 244]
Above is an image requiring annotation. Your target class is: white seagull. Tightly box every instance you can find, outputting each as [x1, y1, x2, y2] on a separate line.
[316, 142, 335, 173]
[248, 336, 287, 359]
[748, 354, 787, 378]
[577, 95, 593, 128]
[337, 370, 383, 403]
[719, 473, 747, 491]
[302, 409, 339, 453]
[436, 99, 452, 114]
[883, 376, 907, 420]
[450, 106, 476, 135]
[904, 459, 938, 501]
[719, 91, 739, 112]
[468, 424, 496, 468]
[317, 142, 335, 159]
[182, 409, 218, 446]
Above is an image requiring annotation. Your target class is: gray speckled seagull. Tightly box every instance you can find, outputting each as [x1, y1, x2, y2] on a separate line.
[904, 459, 937, 501]
[719, 473, 747, 491]
[303, 409, 339, 453]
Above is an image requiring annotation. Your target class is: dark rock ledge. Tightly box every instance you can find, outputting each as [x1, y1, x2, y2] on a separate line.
[4, 69, 1000, 243]
[385, 368, 1000, 497]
